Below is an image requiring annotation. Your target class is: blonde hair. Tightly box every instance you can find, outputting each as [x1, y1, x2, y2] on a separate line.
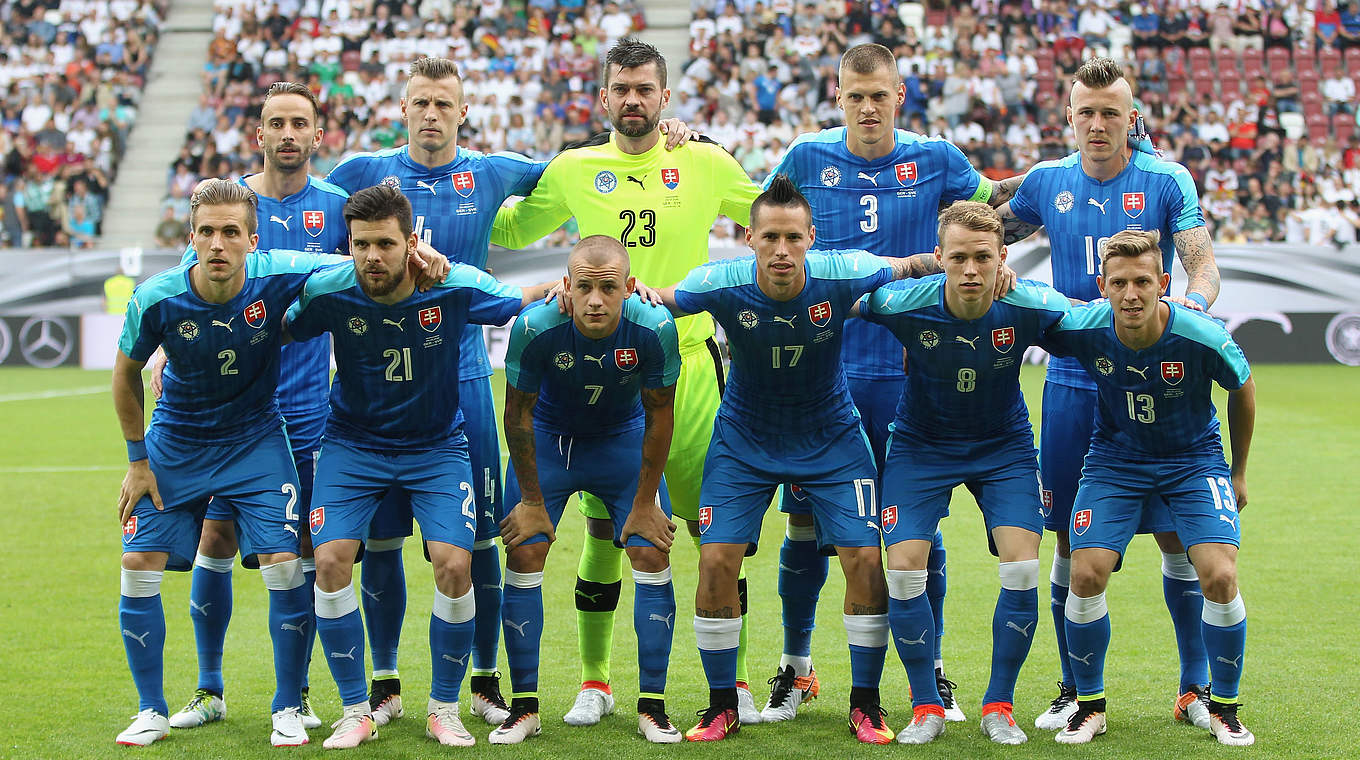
[1100, 229, 1162, 273]
[937, 200, 1003, 248]
[189, 179, 257, 234]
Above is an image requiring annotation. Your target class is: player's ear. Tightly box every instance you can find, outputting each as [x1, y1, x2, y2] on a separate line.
[1159, 270, 1171, 294]
[256, 124, 265, 149]
[660, 86, 670, 111]
[1128, 107, 1139, 132]
[896, 82, 906, 106]
[407, 231, 419, 255]
[934, 244, 943, 267]
[998, 245, 1008, 264]
[1096, 274, 1107, 296]
[561, 273, 571, 294]
[1066, 104, 1074, 128]
[807, 223, 815, 247]
[625, 274, 636, 295]
[313, 124, 324, 149]
[457, 100, 469, 126]
[248, 232, 259, 252]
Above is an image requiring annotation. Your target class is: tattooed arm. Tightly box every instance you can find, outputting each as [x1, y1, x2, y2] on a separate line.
[997, 201, 1045, 245]
[500, 385, 556, 548]
[988, 173, 1027, 207]
[1172, 225, 1220, 309]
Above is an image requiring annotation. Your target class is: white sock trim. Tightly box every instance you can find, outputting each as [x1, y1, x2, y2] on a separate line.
[1160, 551, 1199, 582]
[785, 521, 817, 542]
[366, 537, 404, 553]
[473, 539, 497, 551]
[372, 669, 398, 679]
[843, 613, 889, 648]
[886, 568, 929, 600]
[433, 588, 475, 624]
[314, 585, 359, 619]
[693, 615, 741, 651]
[260, 558, 305, 591]
[504, 569, 544, 589]
[1202, 592, 1246, 627]
[120, 568, 163, 598]
[193, 553, 234, 573]
[300, 557, 316, 574]
[779, 654, 812, 677]
[999, 559, 1041, 591]
[1050, 554, 1071, 587]
[1065, 592, 1108, 624]
[632, 567, 673, 586]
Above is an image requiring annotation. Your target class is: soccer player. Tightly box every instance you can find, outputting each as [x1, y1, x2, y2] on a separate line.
[761, 43, 1024, 724]
[284, 185, 554, 749]
[1042, 230, 1254, 747]
[491, 38, 766, 724]
[1000, 57, 1224, 731]
[653, 176, 913, 744]
[857, 202, 1069, 745]
[324, 56, 694, 725]
[112, 180, 348, 747]
[164, 81, 349, 734]
[494, 236, 683, 744]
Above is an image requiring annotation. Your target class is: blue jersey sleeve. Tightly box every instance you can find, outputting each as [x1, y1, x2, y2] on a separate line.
[118, 293, 162, 361]
[1160, 162, 1205, 234]
[503, 305, 548, 393]
[490, 151, 548, 197]
[811, 249, 895, 296]
[672, 263, 722, 316]
[323, 152, 370, 192]
[1008, 165, 1050, 225]
[636, 300, 682, 388]
[939, 138, 986, 203]
[449, 265, 524, 326]
[1169, 307, 1251, 390]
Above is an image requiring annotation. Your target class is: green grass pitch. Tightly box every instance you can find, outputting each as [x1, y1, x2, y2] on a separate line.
[1, 364, 1356, 758]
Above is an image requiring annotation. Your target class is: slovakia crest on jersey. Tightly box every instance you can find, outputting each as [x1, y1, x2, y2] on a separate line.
[808, 300, 832, 328]
[1161, 361, 1185, 385]
[303, 210, 324, 237]
[615, 347, 638, 370]
[895, 162, 918, 186]
[1073, 508, 1092, 536]
[698, 506, 712, 534]
[789, 483, 808, 501]
[122, 515, 138, 541]
[881, 505, 898, 534]
[992, 326, 1015, 353]
[661, 168, 679, 190]
[309, 507, 325, 536]
[245, 300, 267, 329]
[1040, 489, 1053, 517]
[419, 306, 442, 332]
[452, 171, 475, 198]
[1123, 192, 1145, 219]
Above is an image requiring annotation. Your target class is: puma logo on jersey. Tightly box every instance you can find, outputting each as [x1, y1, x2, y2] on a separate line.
[858, 171, 880, 185]
[583, 354, 605, 366]
[1126, 365, 1149, 379]
[270, 215, 292, 230]
[626, 175, 645, 190]
[648, 612, 674, 629]
[1219, 514, 1238, 530]
[383, 318, 406, 331]
[416, 179, 440, 194]
[955, 335, 979, 349]
[773, 315, 797, 328]
[1088, 198, 1109, 214]
[212, 317, 234, 332]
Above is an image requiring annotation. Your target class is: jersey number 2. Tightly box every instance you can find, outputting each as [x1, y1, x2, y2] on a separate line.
[619, 209, 656, 248]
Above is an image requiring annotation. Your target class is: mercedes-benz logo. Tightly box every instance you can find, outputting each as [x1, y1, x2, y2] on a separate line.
[1325, 313, 1360, 367]
[19, 316, 74, 368]
[0, 319, 11, 364]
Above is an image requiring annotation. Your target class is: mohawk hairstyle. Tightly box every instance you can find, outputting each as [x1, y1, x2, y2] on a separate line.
[751, 174, 812, 226]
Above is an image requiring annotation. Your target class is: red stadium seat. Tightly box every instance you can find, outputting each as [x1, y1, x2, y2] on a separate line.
[1334, 116, 1355, 146]
[1296, 54, 1317, 78]
[1345, 45, 1360, 73]
[1308, 120, 1330, 142]
[1189, 47, 1211, 66]
[924, 10, 948, 28]
[1300, 76, 1320, 94]
[1194, 75, 1218, 97]
[1303, 96, 1325, 121]
[1242, 56, 1263, 80]
[1321, 47, 1342, 78]
[1267, 46, 1291, 70]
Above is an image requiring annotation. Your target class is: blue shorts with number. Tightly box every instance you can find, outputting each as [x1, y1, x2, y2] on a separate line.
[880, 425, 1044, 546]
[503, 427, 673, 549]
[1040, 382, 1172, 534]
[699, 414, 881, 555]
[366, 377, 501, 543]
[206, 406, 324, 539]
[779, 376, 898, 514]
[1069, 451, 1241, 554]
[121, 423, 301, 571]
[310, 436, 477, 552]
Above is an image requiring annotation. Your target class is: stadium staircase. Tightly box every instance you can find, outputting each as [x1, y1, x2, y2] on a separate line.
[636, 1, 693, 106]
[101, 0, 216, 250]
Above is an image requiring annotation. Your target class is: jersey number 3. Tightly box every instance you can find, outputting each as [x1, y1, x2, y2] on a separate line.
[619, 209, 656, 248]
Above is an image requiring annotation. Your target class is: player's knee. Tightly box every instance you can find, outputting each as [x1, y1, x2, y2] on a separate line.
[585, 517, 614, 542]
[1068, 560, 1110, 597]
[120, 551, 168, 572]
[120, 567, 163, 597]
[430, 545, 472, 597]
[697, 551, 740, 589]
[313, 541, 357, 592]
[505, 542, 549, 574]
[260, 557, 305, 591]
[885, 539, 931, 571]
[626, 546, 669, 574]
[197, 519, 238, 557]
[1194, 556, 1238, 602]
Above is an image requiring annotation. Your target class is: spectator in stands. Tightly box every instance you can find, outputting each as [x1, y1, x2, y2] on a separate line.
[1341, 1, 1360, 47]
[65, 202, 96, 249]
[0, 183, 23, 247]
[67, 179, 103, 235]
[1323, 69, 1355, 115]
[1263, 6, 1292, 49]
[1317, 2, 1344, 49]
[153, 204, 186, 249]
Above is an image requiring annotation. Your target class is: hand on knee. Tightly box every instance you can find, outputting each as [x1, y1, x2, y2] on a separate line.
[627, 547, 669, 574]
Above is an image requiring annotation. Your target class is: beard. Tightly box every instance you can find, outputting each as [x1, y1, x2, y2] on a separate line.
[613, 108, 659, 138]
[358, 263, 407, 298]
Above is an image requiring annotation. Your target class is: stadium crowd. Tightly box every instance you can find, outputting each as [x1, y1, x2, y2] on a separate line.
[152, 0, 1360, 251]
[0, 0, 165, 248]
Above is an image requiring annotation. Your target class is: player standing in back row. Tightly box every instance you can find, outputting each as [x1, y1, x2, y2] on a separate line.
[1000, 57, 1224, 732]
[762, 43, 1024, 724]
[492, 38, 766, 725]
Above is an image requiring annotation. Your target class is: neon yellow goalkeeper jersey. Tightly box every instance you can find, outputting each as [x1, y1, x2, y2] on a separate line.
[492, 132, 761, 349]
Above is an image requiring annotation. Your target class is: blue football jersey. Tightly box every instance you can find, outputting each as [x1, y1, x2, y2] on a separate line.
[504, 296, 682, 438]
[1042, 301, 1250, 460]
[120, 251, 346, 444]
[768, 128, 988, 381]
[178, 175, 350, 418]
[325, 146, 545, 381]
[1009, 150, 1204, 389]
[673, 250, 894, 433]
[285, 262, 524, 450]
[860, 275, 1070, 440]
